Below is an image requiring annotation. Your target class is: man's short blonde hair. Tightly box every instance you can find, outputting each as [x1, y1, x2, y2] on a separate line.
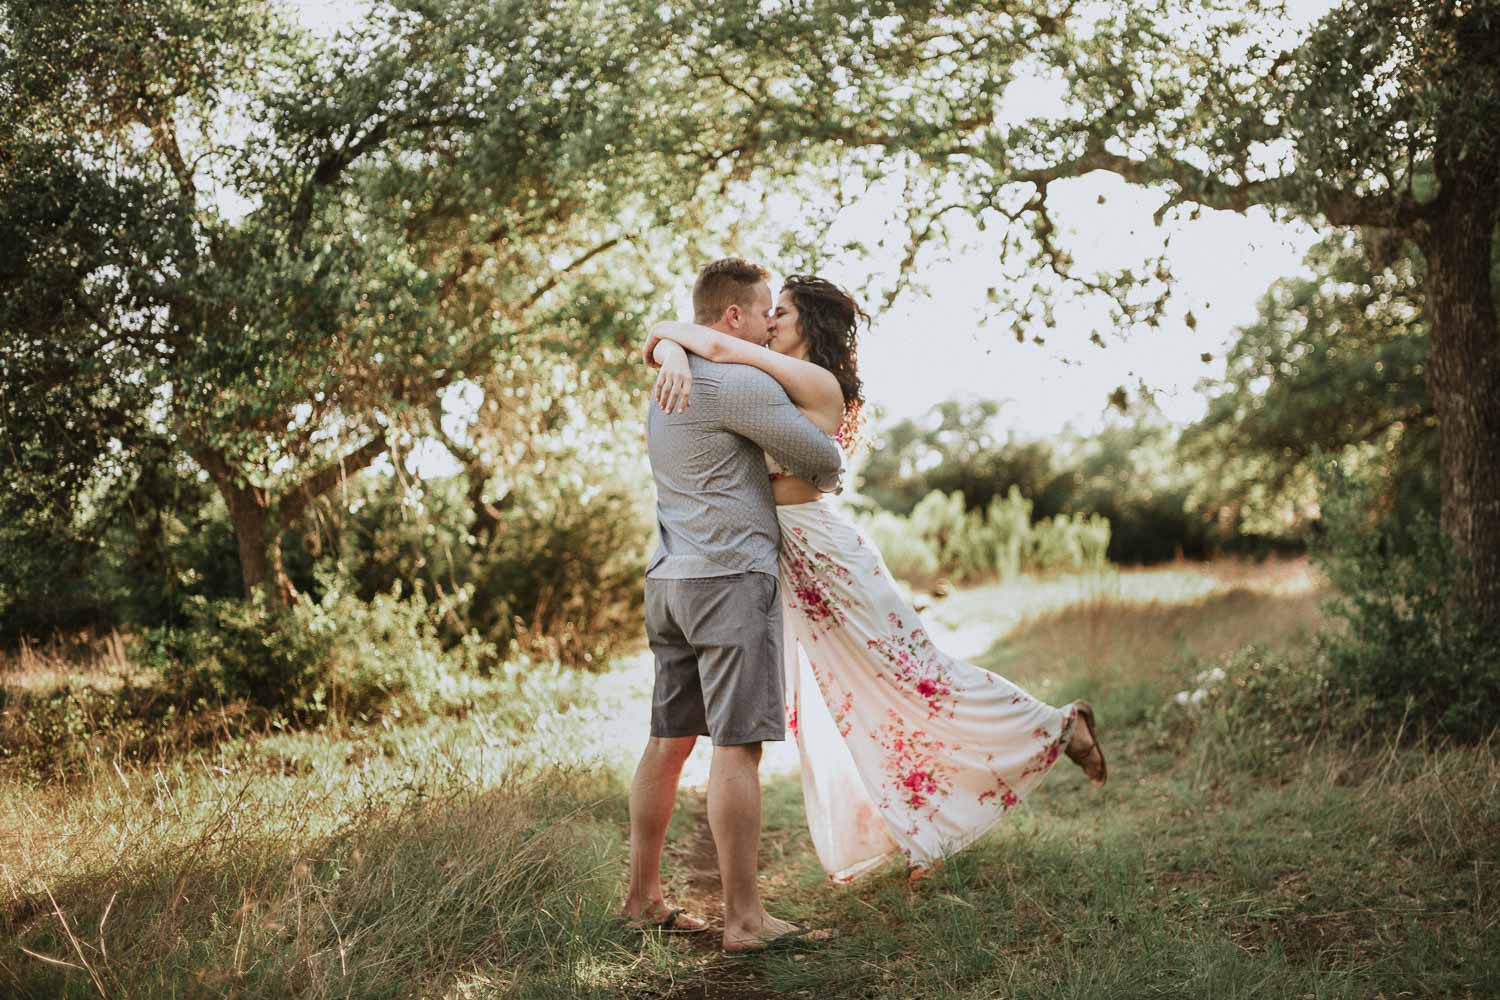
[692, 258, 770, 324]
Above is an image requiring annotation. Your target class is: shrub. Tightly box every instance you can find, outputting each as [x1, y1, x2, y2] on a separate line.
[908, 490, 977, 576]
[327, 471, 650, 671]
[1161, 644, 1343, 774]
[986, 486, 1032, 579]
[855, 509, 941, 582]
[144, 581, 488, 723]
[853, 487, 1113, 584]
[1311, 461, 1500, 742]
[1075, 512, 1112, 568]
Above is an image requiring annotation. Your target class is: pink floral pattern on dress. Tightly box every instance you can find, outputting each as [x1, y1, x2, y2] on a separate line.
[979, 715, 1072, 808]
[807, 659, 855, 737]
[866, 613, 956, 720]
[773, 495, 1078, 878]
[782, 527, 855, 637]
[876, 710, 956, 833]
[1018, 720, 1070, 782]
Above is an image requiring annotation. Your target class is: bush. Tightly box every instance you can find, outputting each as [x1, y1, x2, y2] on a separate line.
[986, 487, 1032, 579]
[856, 509, 941, 582]
[853, 487, 1113, 584]
[1311, 461, 1500, 742]
[1160, 644, 1343, 774]
[327, 471, 650, 670]
[144, 581, 488, 723]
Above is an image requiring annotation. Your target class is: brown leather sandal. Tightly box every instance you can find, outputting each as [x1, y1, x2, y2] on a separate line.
[625, 905, 710, 934]
[1065, 700, 1107, 787]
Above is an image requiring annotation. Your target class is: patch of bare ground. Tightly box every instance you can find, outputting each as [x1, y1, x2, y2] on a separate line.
[640, 792, 820, 999]
[648, 970, 802, 1000]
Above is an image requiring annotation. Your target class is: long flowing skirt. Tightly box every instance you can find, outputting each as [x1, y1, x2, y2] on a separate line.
[776, 499, 1078, 881]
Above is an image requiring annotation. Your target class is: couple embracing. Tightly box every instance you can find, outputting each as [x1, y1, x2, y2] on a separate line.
[622, 258, 1108, 955]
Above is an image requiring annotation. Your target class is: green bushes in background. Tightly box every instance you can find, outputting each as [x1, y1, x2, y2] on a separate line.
[324, 470, 651, 671]
[1311, 461, 1500, 742]
[856, 406, 1295, 565]
[143, 581, 489, 724]
[855, 485, 1112, 584]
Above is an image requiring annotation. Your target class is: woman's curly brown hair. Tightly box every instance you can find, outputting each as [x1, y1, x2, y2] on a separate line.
[783, 274, 869, 446]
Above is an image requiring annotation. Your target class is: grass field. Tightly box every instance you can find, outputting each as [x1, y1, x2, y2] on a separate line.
[3, 558, 1497, 998]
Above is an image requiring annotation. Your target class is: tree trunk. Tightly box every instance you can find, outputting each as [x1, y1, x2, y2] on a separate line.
[189, 436, 387, 610]
[1421, 167, 1500, 626]
[223, 483, 296, 608]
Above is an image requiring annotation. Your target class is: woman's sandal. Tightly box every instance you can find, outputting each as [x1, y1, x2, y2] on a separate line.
[625, 905, 710, 934]
[1065, 700, 1108, 788]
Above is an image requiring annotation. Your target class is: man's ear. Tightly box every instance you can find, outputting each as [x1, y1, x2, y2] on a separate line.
[723, 304, 741, 329]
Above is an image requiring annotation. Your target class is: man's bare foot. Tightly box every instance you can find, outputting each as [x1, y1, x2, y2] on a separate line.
[622, 899, 710, 933]
[721, 912, 836, 954]
[1065, 701, 1107, 787]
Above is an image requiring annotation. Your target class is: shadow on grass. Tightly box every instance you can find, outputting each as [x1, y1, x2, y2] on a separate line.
[3, 764, 646, 1000]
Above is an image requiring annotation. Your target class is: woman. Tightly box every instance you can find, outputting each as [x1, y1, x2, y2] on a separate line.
[645, 275, 1107, 882]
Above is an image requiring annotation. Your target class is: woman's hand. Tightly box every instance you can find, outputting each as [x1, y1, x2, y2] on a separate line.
[652, 347, 693, 413]
[643, 332, 665, 369]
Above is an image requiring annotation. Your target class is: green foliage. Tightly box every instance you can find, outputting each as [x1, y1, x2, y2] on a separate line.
[858, 405, 1259, 565]
[0, 679, 188, 779]
[985, 487, 1033, 579]
[855, 486, 1111, 584]
[0, 442, 245, 644]
[859, 401, 1063, 517]
[326, 470, 651, 671]
[1030, 511, 1113, 574]
[144, 581, 487, 723]
[0, 0, 800, 605]
[909, 489, 992, 580]
[1312, 460, 1500, 742]
[1184, 234, 1438, 538]
[1159, 644, 1342, 776]
[1065, 423, 1238, 563]
[857, 509, 942, 581]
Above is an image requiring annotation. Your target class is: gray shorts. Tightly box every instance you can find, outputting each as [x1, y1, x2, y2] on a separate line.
[644, 572, 785, 746]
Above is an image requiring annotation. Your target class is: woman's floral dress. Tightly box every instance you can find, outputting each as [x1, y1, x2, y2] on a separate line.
[769, 453, 1078, 880]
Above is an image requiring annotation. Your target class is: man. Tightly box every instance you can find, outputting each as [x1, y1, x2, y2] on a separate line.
[622, 258, 843, 955]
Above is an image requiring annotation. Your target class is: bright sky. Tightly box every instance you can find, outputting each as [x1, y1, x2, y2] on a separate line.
[287, 0, 1333, 454]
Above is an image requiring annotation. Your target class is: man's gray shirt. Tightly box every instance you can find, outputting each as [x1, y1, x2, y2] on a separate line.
[646, 356, 843, 580]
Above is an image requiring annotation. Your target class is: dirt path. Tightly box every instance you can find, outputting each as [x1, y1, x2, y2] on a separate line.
[631, 791, 812, 1000]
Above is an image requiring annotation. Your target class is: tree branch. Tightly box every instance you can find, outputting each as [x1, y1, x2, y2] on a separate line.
[278, 432, 388, 522]
[287, 112, 485, 251]
[515, 236, 625, 314]
[149, 116, 196, 210]
[1002, 139, 1432, 231]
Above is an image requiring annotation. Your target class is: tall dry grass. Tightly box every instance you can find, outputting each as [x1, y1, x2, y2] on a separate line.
[3, 741, 634, 998]
[0, 630, 139, 693]
[5, 557, 1495, 999]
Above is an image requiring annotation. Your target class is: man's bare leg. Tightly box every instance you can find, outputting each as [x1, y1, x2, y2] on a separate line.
[624, 735, 702, 923]
[708, 742, 801, 950]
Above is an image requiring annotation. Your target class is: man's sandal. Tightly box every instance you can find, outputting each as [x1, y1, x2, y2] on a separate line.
[625, 905, 710, 934]
[721, 921, 838, 957]
[1065, 700, 1108, 787]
